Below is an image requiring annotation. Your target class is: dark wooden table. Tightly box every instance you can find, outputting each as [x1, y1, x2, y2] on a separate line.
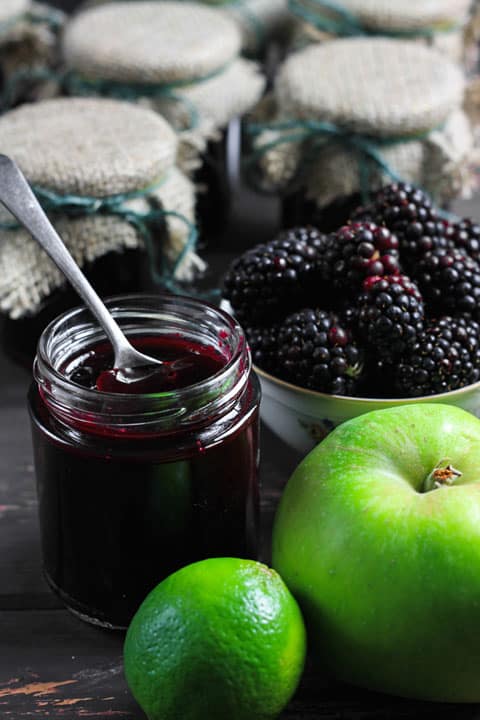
[3, 321, 480, 719]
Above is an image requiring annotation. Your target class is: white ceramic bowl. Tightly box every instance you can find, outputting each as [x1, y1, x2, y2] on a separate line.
[255, 366, 480, 455]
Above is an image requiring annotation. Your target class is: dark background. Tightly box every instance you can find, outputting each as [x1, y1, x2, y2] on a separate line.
[51, 0, 81, 9]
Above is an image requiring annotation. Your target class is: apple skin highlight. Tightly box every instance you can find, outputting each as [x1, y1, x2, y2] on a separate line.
[273, 403, 480, 702]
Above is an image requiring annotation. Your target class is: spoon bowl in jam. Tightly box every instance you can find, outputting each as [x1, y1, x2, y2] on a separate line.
[0, 154, 192, 390]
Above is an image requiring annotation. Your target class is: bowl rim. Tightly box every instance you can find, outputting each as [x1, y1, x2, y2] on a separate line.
[253, 364, 480, 404]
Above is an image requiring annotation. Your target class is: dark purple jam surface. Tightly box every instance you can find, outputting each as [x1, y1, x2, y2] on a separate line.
[64, 335, 227, 394]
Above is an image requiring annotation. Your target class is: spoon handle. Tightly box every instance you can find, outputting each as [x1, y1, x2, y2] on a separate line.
[0, 154, 131, 360]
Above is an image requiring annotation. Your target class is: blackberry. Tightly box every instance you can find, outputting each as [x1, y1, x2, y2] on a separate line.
[414, 248, 480, 321]
[396, 317, 480, 397]
[223, 227, 328, 324]
[353, 183, 449, 267]
[322, 222, 400, 295]
[446, 218, 480, 264]
[244, 324, 279, 375]
[355, 182, 436, 229]
[277, 309, 364, 395]
[357, 275, 425, 361]
[398, 220, 451, 268]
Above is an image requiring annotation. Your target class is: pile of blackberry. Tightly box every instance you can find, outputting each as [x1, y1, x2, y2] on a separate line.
[223, 185, 480, 398]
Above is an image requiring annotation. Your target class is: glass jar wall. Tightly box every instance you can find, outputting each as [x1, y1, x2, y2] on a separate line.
[29, 294, 261, 629]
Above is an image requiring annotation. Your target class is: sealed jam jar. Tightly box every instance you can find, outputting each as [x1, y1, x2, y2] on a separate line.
[29, 294, 261, 629]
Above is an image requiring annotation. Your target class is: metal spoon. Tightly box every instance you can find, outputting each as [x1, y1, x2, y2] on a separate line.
[0, 154, 182, 386]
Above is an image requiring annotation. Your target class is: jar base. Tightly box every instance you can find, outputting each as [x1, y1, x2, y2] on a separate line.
[43, 570, 128, 631]
[67, 606, 127, 632]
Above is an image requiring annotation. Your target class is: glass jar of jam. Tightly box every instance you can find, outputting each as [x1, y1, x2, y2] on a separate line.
[29, 294, 261, 629]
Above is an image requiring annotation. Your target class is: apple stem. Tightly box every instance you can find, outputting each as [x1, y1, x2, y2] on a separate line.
[423, 458, 463, 493]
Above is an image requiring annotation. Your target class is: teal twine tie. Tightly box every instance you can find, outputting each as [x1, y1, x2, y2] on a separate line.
[0, 180, 198, 290]
[63, 74, 200, 132]
[0, 67, 198, 123]
[288, 0, 461, 39]
[0, 58, 235, 124]
[62, 58, 236, 131]
[246, 118, 435, 204]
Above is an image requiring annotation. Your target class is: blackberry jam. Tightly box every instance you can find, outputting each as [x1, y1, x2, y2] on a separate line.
[29, 295, 260, 629]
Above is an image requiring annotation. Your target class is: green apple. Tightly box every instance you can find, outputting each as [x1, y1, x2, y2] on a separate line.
[272, 403, 480, 702]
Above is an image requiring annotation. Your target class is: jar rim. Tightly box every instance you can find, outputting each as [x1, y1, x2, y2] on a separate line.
[34, 293, 251, 436]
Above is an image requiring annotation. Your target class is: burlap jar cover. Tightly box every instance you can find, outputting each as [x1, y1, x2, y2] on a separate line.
[61, 1, 266, 172]
[250, 38, 474, 212]
[0, 0, 64, 102]
[289, 0, 475, 67]
[80, 0, 293, 58]
[0, 97, 201, 320]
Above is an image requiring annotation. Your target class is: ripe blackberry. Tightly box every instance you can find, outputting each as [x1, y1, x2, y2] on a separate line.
[223, 227, 328, 324]
[277, 309, 364, 395]
[353, 183, 449, 266]
[398, 220, 451, 268]
[244, 324, 279, 375]
[357, 275, 425, 361]
[446, 218, 480, 264]
[414, 248, 480, 321]
[395, 317, 480, 397]
[322, 222, 400, 295]
[354, 182, 436, 229]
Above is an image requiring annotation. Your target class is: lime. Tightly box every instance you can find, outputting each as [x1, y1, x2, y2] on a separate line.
[124, 557, 306, 720]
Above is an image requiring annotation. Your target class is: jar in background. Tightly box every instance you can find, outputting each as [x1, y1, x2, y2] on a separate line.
[61, 1, 266, 244]
[0, 97, 199, 365]
[29, 294, 261, 629]
[0, 1, 64, 109]
[288, 0, 474, 67]
[248, 38, 473, 234]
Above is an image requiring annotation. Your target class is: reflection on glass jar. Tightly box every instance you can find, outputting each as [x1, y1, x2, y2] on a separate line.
[29, 294, 261, 629]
